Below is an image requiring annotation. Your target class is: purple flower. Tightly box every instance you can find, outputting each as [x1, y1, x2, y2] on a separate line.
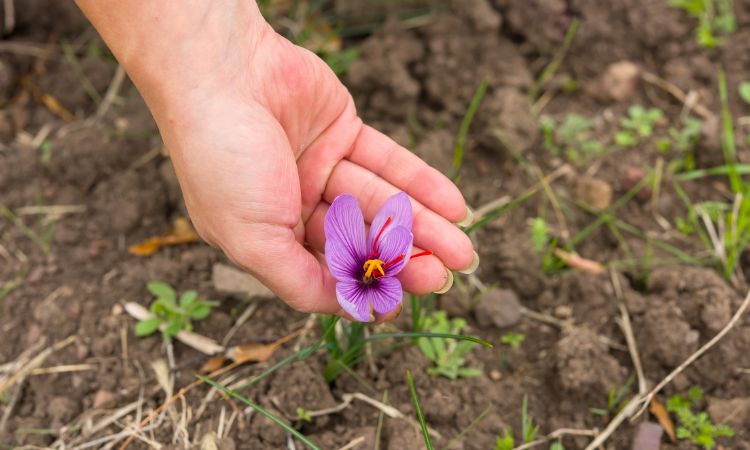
[324, 192, 431, 322]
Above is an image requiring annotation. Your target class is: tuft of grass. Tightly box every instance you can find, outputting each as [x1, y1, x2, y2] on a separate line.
[451, 78, 489, 178]
[406, 370, 434, 450]
[495, 394, 539, 450]
[590, 375, 635, 417]
[201, 375, 322, 450]
[135, 281, 218, 342]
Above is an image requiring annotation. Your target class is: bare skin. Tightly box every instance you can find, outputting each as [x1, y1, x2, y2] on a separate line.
[75, 0, 476, 321]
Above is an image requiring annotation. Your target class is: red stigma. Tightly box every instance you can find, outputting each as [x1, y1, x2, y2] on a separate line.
[371, 216, 392, 257]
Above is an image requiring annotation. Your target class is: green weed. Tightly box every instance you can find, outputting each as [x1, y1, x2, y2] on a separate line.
[541, 114, 605, 165]
[451, 78, 489, 178]
[417, 311, 482, 379]
[500, 332, 525, 349]
[135, 281, 217, 341]
[669, 0, 736, 48]
[739, 81, 750, 104]
[615, 105, 663, 148]
[667, 386, 734, 449]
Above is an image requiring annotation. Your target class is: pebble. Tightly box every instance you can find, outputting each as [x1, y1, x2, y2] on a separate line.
[574, 176, 613, 211]
[474, 289, 522, 329]
[590, 61, 639, 102]
[92, 390, 118, 409]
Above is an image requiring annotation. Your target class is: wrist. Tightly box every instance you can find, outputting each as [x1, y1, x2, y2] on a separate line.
[76, 0, 271, 118]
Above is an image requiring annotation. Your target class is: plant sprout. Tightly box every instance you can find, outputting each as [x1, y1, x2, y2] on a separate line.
[135, 281, 217, 341]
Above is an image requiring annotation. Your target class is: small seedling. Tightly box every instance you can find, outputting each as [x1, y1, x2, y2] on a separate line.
[495, 429, 514, 450]
[530, 217, 564, 274]
[590, 375, 634, 417]
[615, 105, 663, 147]
[541, 114, 605, 165]
[669, 0, 736, 48]
[417, 311, 482, 379]
[500, 332, 525, 349]
[296, 407, 313, 423]
[135, 281, 217, 341]
[663, 118, 702, 171]
[495, 395, 539, 449]
[667, 386, 734, 449]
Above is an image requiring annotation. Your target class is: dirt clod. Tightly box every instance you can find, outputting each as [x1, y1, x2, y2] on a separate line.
[589, 61, 640, 102]
[555, 327, 624, 398]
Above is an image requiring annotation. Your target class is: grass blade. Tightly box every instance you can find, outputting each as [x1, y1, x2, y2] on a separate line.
[366, 332, 493, 348]
[529, 17, 580, 100]
[718, 67, 741, 193]
[406, 370, 433, 450]
[676, 164, 750, 181]
[200, 376, 322, 450]
[465, 189, 537, 233]
[451, 78, 489, 177]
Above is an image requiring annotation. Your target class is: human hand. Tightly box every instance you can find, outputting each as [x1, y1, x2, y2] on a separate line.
[77, 1, 477, 320]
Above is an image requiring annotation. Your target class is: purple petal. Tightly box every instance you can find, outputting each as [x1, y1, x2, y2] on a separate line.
[376, 225, 413, 276]
[370, 276, 403, 314]
[368, 192, 413, 251]
[336, 279, 371, 322]
[325, 195, 367, 281]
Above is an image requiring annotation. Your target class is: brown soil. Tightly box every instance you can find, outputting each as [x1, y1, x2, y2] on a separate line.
[2, 1, 750, 449]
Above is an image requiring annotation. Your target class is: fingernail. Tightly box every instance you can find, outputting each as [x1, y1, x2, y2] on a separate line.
[459, 250, 480, 275]
[455, 206, 474, 227]
[434, 269, 454, 294]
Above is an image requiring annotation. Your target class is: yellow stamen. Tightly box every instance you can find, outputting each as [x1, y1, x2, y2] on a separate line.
[362, 259, 385, 280]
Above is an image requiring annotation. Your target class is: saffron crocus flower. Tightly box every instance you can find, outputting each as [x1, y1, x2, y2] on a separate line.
[324, 192, 431, 322]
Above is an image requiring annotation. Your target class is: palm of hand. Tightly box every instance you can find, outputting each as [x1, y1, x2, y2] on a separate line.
[167, 30, 473, 319]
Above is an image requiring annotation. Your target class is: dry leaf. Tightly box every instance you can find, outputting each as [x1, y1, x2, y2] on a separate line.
[649, 397, 676, 442]
[553, 248, 606, 274]
[227, 342, 280, 364]
[128, 217, 200, 256]
[40, 94, 74, 121]
[199, 356, 229, 374]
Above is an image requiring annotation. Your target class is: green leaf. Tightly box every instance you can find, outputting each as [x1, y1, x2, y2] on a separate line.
[190, 303, 213, 320]
[135, 317, 161, 336]
[179, 290, 199, 308]
[738, 81, 750, 104]
[615, 131, 637, 147]
[147, 281, 176, 303]
[417, 338, 436, 361]
[457, 367, 483, 378]
[164, 320, 182, 338]
[531, 218, 549, 253]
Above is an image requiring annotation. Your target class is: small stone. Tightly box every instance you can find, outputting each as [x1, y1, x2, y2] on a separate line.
[489, 369, 502, 381]
[590, 61, 639, 102]
[708, 397, 750, 428]
[212, 263, 274, 298]
[574, 176, 613, 211]
[554, 305, 572, 319]
[621, 166, 652, 203]
[474, 289, 522, 329]
[111, 304, 123, 316]
[92, 390, 118, 409]
[631, 422, 663, 450]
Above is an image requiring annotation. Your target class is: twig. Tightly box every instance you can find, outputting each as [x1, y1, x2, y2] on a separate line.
[610, 270, 647, 396]
[337, 436, 366, 450]
[96, 65, 126, 118]
[30, 363, 96, 376]
[640, 71, 712, 119]
[514, 427, 597, 450]
[221, 302, 259, 347]
[0, 335, 75, 396]
[0, 377, 23, 434]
